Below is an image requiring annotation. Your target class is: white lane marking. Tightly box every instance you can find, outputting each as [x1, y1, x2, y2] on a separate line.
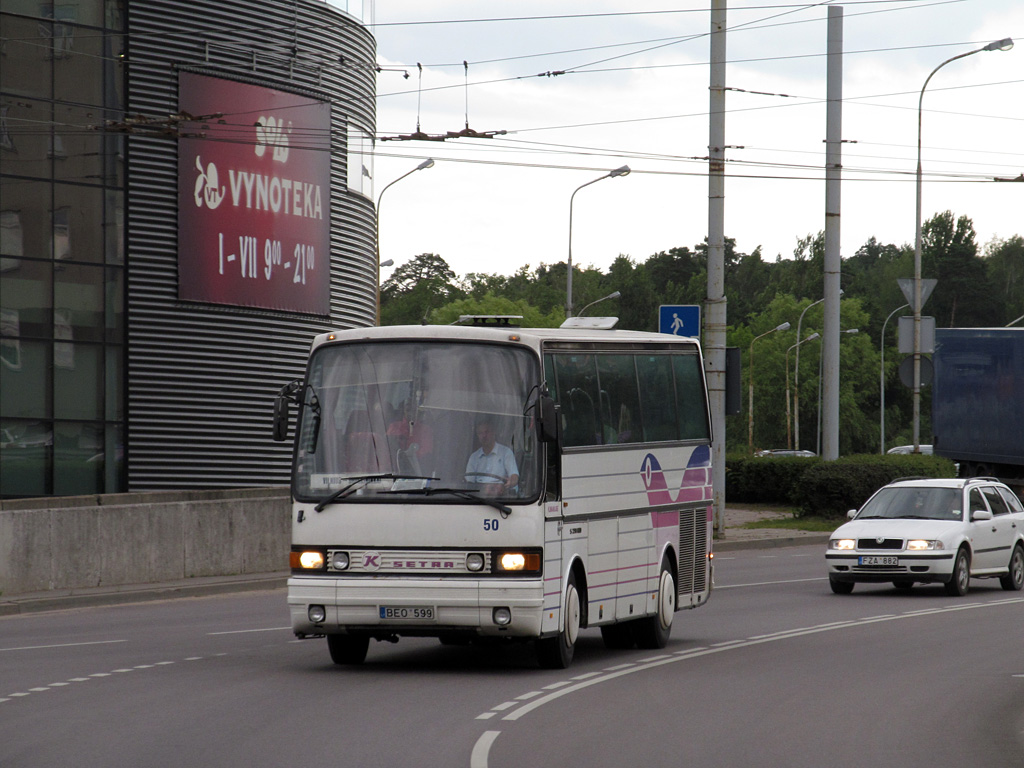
[542, 680, 571, 690]
[495, 597, 1024, 725]
[48, 682, 70, 687]
[491, 701, 516, 712]
[718, 577, 824, 589]
[475, 712, 497, 720]
[28, 687, 50, 692]
[0, 640, 127, 653]
[514, 691, 542, 701]
[207, 627, 291, 635]
[470, 731, 501, 768]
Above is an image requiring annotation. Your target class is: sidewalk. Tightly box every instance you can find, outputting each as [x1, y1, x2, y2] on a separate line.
[0, 507, 829, 616]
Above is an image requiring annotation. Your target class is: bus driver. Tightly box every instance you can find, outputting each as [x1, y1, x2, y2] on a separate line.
[464, 417, 519, 496]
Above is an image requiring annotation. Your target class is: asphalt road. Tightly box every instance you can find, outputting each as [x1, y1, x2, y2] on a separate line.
[2, 546, 1023, 768]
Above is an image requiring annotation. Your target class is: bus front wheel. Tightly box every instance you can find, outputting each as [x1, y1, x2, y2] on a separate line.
[327, 634, 369, 665]
[633, 557, 675, 649]
[537, 571, 580, 669]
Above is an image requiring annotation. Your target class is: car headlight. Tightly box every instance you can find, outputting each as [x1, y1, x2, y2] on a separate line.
[906, 539, 943, 551]
[830, 538, 855, 551]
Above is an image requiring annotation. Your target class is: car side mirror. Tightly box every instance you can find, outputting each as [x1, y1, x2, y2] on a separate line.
[847, 509, 857, 520]
[970, 508, 993, 522]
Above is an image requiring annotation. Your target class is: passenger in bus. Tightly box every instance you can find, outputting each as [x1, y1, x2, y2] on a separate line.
[464, 417, 519, 496]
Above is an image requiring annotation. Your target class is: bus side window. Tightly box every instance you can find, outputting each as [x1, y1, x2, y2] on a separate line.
[552, 354, 600, 447]
[673, 354, 710, 440]
[637, 354, 677, 442]
[596, 354, 641, 445]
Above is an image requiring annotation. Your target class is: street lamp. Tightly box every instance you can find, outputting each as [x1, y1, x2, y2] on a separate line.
[786, 333, 819, 449]
[376, 158, 435, 325]
[576, 290, 621, 317]
[880, 303, 909, 454]
[748, 321, 790, 452]
[817, 328, 859, 456]
[912, 37, 1013, 447]
[567, 165, 630, 318]
[794, 291, 840, 450]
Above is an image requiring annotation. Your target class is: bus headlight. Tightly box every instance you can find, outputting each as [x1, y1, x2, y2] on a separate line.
[493, 607, 512, 626]
[497, 551, 541, 573]
[291, 550, 325, 570]
[308, 605, 326, 623]
[466, 553, 485, 572]
[329, 551, 350, 570]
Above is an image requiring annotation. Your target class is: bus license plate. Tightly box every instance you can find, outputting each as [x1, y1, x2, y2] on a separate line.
[859, 556, 898, 566]
[379, 605, 435, 621]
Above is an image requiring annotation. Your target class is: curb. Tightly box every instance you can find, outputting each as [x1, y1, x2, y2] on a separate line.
[0, 572, 289, 617]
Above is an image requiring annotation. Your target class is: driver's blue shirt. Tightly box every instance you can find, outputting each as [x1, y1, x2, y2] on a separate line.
[465, 443, 518, 485]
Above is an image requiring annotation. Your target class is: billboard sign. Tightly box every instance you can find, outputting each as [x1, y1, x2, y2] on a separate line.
[178, 72, 331, 314]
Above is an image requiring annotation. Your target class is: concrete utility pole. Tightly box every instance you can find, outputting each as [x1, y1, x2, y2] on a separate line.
[821, 6, 843, 460]
[707, 0, 728, 537]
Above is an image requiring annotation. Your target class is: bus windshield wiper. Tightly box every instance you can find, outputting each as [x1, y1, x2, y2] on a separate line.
[383, 485, 512, 517]
[313, 474, 431, 513]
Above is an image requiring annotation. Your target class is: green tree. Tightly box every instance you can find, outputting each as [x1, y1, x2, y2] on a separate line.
[922, 211, 998, 327]
[427, 293, 563, 327]
[380, 253, 463, 325]
[985, 235, 1024, 325]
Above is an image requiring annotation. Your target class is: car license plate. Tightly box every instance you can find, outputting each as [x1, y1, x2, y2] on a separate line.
[859, 556, 898, 566]
[379, 605, 435, 621]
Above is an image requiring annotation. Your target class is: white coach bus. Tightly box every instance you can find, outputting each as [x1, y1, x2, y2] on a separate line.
[274, 317, 714, 668]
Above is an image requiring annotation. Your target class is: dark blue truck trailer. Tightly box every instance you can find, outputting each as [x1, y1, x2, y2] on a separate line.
[933, 327, 1024, 481]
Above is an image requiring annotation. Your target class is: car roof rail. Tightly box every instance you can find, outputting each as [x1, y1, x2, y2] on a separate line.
[890, 476, 931, 483]
[966, 476, 1000, 484]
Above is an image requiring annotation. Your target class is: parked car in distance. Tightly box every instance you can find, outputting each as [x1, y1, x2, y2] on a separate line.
[754, 449, 816, 458]
[886, 444, 933, 455]
[825, 476, 1024, 596]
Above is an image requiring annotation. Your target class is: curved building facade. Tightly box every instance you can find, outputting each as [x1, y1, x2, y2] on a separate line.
[0, 0, 378, 497]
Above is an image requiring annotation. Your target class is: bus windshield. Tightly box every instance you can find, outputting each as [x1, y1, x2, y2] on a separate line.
[293, 341, 541, 504]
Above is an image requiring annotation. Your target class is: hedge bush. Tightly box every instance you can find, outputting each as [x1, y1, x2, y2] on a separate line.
[725, 453, 957, 519]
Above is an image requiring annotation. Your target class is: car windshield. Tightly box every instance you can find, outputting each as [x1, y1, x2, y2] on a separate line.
[292, 341, 541, 504]
[856, 486, 962, 521]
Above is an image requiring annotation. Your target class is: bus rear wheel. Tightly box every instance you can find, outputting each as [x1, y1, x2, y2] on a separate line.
[327, 634, 369, 665]
[633, 557, 675, 649]
[537, 571, 580, 669]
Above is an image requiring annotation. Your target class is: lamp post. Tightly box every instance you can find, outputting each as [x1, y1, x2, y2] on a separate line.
[748, 321, 790, 452]
[576, 290, 621, 317]
[817, 328, 858, 456]
[375, 158, 434, 325]
[786, 333, 819, 449]
[912, 38, 1013, 447]
[795, 292, 839, 450]
[567, 166, 630, 318]
[880, 303, 909, 454]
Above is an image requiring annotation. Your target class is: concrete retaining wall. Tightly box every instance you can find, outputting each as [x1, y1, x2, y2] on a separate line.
[0, 488, 291, 597]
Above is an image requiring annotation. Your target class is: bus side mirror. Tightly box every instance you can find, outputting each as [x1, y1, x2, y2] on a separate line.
[537, 395, 559, 444]
[273, 380, 302, 442]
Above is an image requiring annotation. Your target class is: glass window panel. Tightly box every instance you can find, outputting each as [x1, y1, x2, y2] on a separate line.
[551, 354, 601, 447]
[105, 265, 123, 341]
[0, 15, 52, 98]
[105, 190, 124, 263]
[53, 341, 102, 419]
[0, 339, 52, 417]
[595, 355, 640, 444]
[637, 354, 678, 442]
[673, 353, 711, 441]
[54, 20, 106, 103]
[0, 418, 52, 497]
[1, 96, 53, 177]
[105, 343, 122, 420]
[0, 258, 53, 339]
[52, 103, 103, 184]
[54, 261, 103, 341]
[54, 183, 103, 262]
[53, 420, 103, 495]
[1, 180, 53, 259]
[102, 421, 124, 493]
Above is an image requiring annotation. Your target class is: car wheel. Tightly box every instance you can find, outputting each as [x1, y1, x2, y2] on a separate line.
[633, 557, 675, 650]
[892, 579, 914, 590]
[327, 634, 369, 665]
[999, 544, 1024, 591]
[829, 577, 854, 595]
[537, 570, 580, 669]
[944, 547, 970, 596]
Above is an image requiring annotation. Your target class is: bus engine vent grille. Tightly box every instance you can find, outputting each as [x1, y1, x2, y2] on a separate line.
[677, 508, 707, 596]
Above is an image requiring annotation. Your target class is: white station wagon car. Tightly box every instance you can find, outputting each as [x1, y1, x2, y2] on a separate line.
[825, 477, 1024, 595]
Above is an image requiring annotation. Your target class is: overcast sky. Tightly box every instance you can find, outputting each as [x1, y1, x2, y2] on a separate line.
[367, 1, 1023, 287]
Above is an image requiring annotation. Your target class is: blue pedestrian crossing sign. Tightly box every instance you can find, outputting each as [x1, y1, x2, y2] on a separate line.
[659, 305, 701, 337]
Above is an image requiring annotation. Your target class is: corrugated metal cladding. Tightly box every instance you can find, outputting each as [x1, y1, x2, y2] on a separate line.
[125, 0, 375, 489]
